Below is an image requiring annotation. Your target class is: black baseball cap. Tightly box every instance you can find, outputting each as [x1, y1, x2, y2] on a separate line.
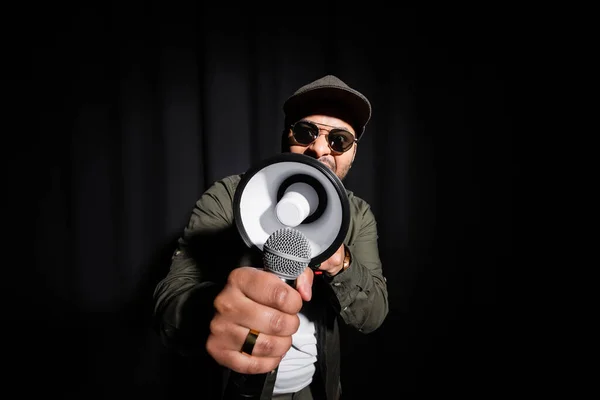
[283, 75, 372, 140]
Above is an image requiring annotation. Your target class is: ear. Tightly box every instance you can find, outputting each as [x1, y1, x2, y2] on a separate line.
[351, 144, 357, 163]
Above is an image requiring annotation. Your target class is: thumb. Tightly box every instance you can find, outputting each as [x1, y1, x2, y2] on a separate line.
[295, 267, 314, 301]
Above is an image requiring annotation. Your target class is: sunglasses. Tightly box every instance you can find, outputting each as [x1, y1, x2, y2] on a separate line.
[289, 120, 357, 154]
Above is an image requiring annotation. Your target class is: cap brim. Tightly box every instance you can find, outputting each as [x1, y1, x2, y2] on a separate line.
[283, 86, 371, 139]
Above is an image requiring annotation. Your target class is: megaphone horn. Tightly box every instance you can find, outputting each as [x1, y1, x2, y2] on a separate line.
[233, 153, 349, 267]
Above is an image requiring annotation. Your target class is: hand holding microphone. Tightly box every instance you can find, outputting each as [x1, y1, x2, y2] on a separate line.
[206, 264, 313, 376]
[209, 227, 315, 399]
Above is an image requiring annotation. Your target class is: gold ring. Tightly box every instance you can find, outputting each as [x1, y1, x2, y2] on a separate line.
[241, 328, 260, 355]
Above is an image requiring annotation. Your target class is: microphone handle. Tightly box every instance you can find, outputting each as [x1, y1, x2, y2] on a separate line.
[221, 274, 298, 399]
[279, 277, 297, 287]
[222, 367, 278, 400]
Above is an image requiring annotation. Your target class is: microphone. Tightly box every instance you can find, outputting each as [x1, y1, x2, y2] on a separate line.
[263, 227, 312, 287]
[222, 227, 312, 400]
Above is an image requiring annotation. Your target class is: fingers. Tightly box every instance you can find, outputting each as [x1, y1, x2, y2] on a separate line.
[209, 318, 293, 359]
[229, 267, 304, 315]
[213, 283, 300, 337]
[317, 244, 345, 276]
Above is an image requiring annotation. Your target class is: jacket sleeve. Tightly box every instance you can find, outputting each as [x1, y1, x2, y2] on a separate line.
[152, 176, 240, 356]
[326, 199, 389, 334]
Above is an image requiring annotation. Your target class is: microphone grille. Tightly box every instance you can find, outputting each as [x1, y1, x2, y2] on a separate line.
[263, 228, 312, 279]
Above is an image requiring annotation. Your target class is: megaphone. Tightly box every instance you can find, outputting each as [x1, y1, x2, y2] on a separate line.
[233, 153, 350, 267]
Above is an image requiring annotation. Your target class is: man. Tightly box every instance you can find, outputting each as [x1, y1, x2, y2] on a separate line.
[153, 75, 389, 400]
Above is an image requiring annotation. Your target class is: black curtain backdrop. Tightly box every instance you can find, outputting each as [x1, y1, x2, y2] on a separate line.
[8, 2, 515, 399]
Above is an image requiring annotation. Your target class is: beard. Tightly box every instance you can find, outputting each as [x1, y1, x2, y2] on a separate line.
[318, 156, 351, 181]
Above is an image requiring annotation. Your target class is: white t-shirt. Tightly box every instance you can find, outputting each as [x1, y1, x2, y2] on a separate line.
[273, 311, 318, 394]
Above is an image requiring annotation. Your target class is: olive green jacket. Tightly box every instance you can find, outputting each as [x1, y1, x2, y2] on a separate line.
[153, 174, 388, 399]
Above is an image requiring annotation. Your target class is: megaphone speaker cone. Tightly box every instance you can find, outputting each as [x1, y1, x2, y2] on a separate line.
[233, 153, 349, 267]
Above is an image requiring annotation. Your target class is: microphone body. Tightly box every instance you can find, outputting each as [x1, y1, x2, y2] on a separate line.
[262, 227, 312, 287]
[222, 228, 312, 400]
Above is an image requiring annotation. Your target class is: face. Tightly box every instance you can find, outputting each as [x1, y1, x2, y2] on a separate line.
[287, 115, 357, 180]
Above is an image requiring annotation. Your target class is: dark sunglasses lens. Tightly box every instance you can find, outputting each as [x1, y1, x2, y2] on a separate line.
[329, 130, 354, 152]
[292, 122, 318, 144]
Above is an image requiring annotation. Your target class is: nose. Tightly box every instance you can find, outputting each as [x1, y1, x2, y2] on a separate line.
[308, 134, 331, 157]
